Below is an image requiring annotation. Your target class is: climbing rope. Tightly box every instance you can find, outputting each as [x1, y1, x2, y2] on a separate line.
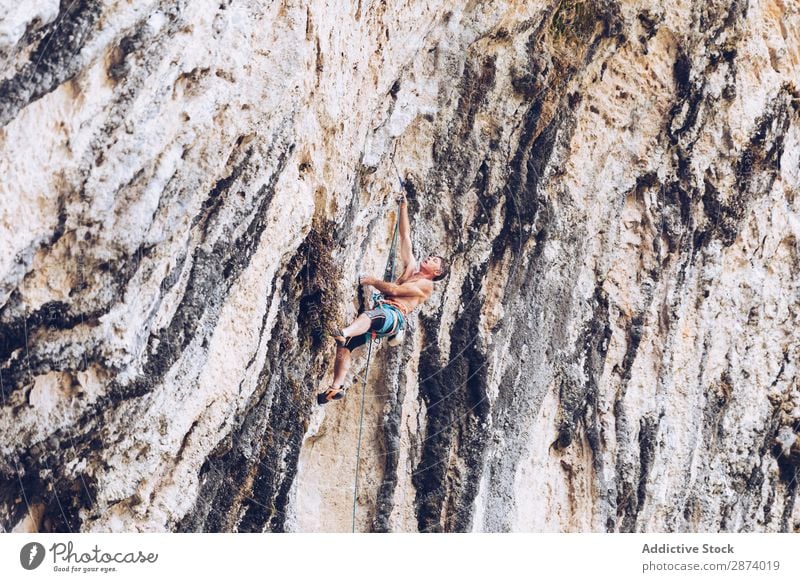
[380, 199, 401, 294]
[351, 168, 404, 532]
[351, 337, 373, 532]
[390, 154, 405, 193]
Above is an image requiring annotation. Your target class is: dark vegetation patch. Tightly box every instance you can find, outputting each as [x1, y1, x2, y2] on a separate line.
[296, 221, 345, 349]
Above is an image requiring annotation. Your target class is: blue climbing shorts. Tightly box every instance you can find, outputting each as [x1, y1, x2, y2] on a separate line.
[338, 305, 405, 351]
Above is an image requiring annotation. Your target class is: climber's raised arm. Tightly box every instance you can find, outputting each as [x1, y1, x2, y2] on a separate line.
[397, 192, 415, 272]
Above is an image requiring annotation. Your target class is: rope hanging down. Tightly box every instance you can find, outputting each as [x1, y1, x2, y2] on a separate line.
[351, 177, 404, 532]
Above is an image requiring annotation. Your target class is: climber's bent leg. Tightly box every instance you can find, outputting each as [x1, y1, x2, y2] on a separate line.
[317, 310, 388, 405]
[331, 345, 351, 390]
[339, 313, 371, 341]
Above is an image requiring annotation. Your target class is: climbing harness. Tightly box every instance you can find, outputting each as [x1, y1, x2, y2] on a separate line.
[373, 299, 407, 346]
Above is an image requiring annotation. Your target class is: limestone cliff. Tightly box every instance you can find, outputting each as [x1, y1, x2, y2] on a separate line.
[1, 0, 798, 533]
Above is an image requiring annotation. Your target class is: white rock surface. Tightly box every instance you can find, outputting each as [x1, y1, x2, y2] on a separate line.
[0, 0, 798, 533]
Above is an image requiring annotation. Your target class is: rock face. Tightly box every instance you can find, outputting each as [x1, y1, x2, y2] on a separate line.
[1, 0, 798, 533]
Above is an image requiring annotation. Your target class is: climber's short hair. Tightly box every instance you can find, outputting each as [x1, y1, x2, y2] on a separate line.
[433, 255, 449, 282]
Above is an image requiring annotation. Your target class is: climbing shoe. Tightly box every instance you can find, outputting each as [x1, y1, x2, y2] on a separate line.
[317, 386, 346, 405]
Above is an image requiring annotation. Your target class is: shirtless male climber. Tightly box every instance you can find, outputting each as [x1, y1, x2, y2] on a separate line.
[317, 192, 449, 404]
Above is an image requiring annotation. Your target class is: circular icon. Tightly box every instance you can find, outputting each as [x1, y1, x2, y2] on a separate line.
[20, 542, 46, 570]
